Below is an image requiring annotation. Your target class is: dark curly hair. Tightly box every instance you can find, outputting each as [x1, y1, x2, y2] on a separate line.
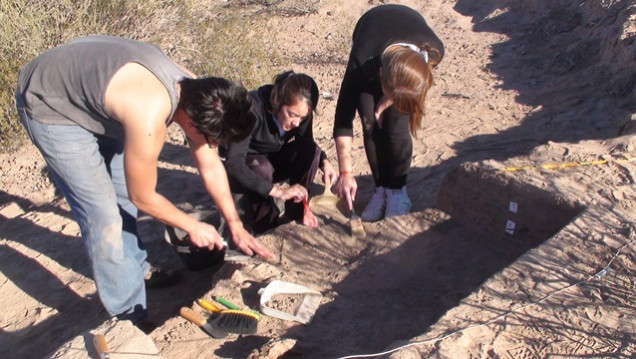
[178, 77, 256, 145]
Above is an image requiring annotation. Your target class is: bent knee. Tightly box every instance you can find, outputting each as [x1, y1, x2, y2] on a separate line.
[94, 222, 125, 258]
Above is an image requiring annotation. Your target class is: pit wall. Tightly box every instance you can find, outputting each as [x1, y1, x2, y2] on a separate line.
[386, 163, 635, 358]
[436, 163, 584, 249]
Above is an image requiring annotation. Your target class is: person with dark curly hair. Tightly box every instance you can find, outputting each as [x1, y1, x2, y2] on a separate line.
[333, 4, 444, 222]
[15, 35, 273, 331]
[222, 70, 337, 234]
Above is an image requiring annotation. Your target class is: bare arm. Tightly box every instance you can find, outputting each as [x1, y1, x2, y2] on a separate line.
[123, 116, 220, 248]
[104, 63, 237, 252]
[186, 129, 273, 259]
[334, 135, 357, 210]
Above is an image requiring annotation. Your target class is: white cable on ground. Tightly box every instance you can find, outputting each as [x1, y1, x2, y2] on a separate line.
[335, 236, 635, 359]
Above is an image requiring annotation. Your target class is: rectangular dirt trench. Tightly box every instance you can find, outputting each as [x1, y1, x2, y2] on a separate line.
[436, 162, 585, 252]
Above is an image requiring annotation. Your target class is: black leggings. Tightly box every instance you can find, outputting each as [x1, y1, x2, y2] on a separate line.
[357, 82, 413, 189]
[228, 140, 322, 234]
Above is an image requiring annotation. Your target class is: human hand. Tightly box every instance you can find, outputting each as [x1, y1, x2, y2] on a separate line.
[334, 172, 357, 210]
[322, 160, 338, 188]
[302, 197, 318, 228]
[277, 184, 308, 203]
[228, 225, 274, 259]
[186, 221, 224, 251]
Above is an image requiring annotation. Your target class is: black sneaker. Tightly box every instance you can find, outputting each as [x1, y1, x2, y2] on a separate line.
[144, 267, 181, 289]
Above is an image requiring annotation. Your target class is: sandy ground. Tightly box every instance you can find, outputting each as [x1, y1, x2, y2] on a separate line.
[1, 0, 635, 358]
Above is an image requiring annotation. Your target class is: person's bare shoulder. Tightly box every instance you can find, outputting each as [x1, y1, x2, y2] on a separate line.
[104, 62, 172, 130]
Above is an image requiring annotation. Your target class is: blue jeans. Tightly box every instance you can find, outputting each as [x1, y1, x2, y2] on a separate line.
[16, 94, 149, 323]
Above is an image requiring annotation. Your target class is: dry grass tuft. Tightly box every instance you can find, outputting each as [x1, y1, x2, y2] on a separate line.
[0, 0, 288, 152]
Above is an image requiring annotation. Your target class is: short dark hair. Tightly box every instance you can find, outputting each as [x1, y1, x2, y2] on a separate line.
[178, 77, 256, 145]
[270, 70, 319, 122]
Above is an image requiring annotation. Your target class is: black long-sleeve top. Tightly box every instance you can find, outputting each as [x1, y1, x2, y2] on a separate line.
[333, 4, 445, 138]
[223, 85, 327, 198]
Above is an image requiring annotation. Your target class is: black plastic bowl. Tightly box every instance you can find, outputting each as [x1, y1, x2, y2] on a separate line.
[164, 210, 226, 271]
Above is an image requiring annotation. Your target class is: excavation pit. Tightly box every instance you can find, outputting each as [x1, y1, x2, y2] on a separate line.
[272, 163, 585, 357]
[436, 163, 585, 252]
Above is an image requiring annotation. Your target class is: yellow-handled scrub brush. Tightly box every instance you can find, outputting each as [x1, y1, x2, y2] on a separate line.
[195, 298, 260, 335]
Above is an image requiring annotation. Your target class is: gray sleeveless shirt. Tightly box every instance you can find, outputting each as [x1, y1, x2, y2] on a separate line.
[17, 35, 191, 139]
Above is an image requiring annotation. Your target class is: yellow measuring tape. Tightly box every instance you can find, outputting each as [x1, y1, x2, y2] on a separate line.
[501, 157, 636, 172]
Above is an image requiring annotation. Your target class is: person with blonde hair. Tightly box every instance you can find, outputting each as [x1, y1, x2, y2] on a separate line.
[333, 4, 444, 221]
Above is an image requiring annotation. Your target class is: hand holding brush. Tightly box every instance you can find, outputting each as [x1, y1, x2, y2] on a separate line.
[302, 196, 318, 228]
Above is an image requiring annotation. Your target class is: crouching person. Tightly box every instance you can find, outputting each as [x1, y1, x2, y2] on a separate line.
[222, 71, 337, 234]
[16, 35, 273, 332]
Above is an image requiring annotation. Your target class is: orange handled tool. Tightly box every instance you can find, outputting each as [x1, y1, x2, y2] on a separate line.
[180, 307, 228, 338]
[302, 196, 310, 211]
[93, 334, 111, 359]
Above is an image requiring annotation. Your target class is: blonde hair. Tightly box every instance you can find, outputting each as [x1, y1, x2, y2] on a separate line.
[381, 45, 440, 137]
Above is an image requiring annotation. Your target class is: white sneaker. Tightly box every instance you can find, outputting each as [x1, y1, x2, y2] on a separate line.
[361, 186, 386, 222]
[385, 186, 412, 218]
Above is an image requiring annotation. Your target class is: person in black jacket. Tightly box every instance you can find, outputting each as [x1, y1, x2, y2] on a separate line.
[222, 70, 337, 234]
[332, 4, 445, 222]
